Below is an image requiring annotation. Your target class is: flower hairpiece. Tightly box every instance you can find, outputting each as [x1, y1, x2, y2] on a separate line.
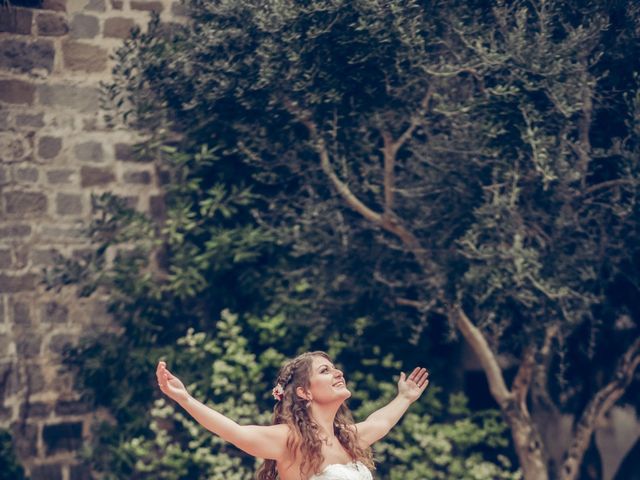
[272, 383, 285, 401]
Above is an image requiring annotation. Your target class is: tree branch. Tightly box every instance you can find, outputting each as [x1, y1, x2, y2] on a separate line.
[391, 86, 433, 154]
[283, 99, 384, 226]
[381, 130, 396, 213]
[381, 87, 432, 213]
[560, 336, 640, 480]
[578, 179, 637, 198]
[451, 305, 512, 404]
[283, 98, 444, 287]
[512, 346, 536, 411]
[532, 324, 560, 412]
[577, 57, 593, 186]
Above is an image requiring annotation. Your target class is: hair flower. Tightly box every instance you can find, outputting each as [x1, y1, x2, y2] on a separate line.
[272, 383, 284, 401]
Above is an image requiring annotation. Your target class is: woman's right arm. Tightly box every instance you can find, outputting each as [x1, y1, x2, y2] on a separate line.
[156, 361, 288, 460]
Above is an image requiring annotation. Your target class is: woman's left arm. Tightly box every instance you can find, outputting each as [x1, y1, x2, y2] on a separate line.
[354, 367, 429, 447]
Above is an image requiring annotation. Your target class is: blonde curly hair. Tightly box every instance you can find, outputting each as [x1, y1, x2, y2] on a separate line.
[255, 351, 374, 479]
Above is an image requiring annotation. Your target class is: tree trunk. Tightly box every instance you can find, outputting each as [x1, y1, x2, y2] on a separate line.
[453, 306, 549, 480]
[501, 398, 549, 480]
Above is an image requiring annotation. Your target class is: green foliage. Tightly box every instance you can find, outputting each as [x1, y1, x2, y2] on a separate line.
[0, 430, 26, 480]
[53, 0, 640, 478]
[113, 311, 518, 479]
[101, 0, 640, 356]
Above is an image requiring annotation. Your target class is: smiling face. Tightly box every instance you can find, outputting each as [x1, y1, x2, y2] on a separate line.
[301, 355, 351, 405]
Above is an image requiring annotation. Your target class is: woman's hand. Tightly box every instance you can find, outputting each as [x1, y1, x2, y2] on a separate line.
[156, 361, 190, 404]
[397, 367, 429, 403]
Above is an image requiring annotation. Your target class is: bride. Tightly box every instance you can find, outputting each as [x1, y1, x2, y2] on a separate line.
[156, 351, 429, 479]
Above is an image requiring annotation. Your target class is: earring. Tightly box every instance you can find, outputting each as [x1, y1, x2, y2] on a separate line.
[306, 400, 311, 408]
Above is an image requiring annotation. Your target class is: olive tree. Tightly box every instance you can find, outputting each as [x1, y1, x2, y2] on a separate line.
[105, 1, 640, 478]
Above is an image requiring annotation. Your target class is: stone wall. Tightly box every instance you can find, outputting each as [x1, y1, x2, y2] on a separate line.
[0, 0, 179, 478]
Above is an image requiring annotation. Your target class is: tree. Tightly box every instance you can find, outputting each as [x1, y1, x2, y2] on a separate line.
[100, 1, 640, 478]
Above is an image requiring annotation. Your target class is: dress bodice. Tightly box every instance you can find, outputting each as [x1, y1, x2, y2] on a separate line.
[308, 461, 373, 480]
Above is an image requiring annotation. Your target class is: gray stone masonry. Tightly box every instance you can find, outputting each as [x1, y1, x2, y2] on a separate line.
[0, 0, 187, 478]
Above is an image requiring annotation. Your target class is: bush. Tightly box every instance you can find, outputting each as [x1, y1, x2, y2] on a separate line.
[115, 310, 519, 480]
[0, 429, 26, 480]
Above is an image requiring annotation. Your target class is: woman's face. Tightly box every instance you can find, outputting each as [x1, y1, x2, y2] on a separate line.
[304, 356, 351, 404]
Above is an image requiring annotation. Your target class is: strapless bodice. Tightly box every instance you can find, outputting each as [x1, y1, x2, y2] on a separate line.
[308, 461, 373, 480]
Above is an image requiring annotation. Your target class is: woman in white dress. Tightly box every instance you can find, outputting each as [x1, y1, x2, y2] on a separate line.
[156, 351, 429, 479]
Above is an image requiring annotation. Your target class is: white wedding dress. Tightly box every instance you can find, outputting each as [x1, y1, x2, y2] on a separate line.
[308, 461, 373, 480]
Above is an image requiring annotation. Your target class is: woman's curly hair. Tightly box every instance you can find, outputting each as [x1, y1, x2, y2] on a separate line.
[255, 351, 374, 479]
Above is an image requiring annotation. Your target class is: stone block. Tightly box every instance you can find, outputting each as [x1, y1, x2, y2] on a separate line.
[114, 142, 133, 161]
[80, 166, 115, 187]
[123, 170, 151, 184]
[0, 167, 6, 185]
[110, 0, 123, 9]
[62, 41, 108, 72]
[0, 249, 10, 269]
[27, 364, 46, 393]
[0, 7, 33, 35]
[70, 464, 92, 480]
[56, 193, 83, 215]
[13, 245, 28, 269]
[10, 421, 38, 457]
[0, 38, 55, 74]
[47, 169, 74, 184]
[171, 1, 187, 16]
[31, 463, 63, 480]
[0, 274, 37, 293]
[32, 248, 60, 266]
[16, 113, 45, 128]
[0, 79, 36, 105]
[16, 167, 39, 183]
[131, 0, 163, 12]
[0, 111, 9, 131]
[38, 136, 62, 159]
[16, 334, 41, 357]
[85, 0, 106, 11]
[40, 224, 85, 240]
[0, 405, 12, 422]
[49, 333, 74, 355]
[70, 14, 99, 39]
[74, 140, 103, 162]
[36, 12, 69, 36]
[0, 134, 27, 162]
[43, 422, 83, 454]
[21, 401, 52, 418]
[82, 117, 99, 131]
[3, 191, 48, 215]
[38, 84, 99, 113]
[0, 224, 31, 237]
[12, 301, 31, 324]
[55, 398, 91, 415]
[103, 17, 135, 39]
[42, 0, 67, 11]
[0, 334, 9, 355]
[42, 301, 69, 324]
[114, 142, 152, 162]
[157, 168, 171, 185]
[149, 194, 166, 220]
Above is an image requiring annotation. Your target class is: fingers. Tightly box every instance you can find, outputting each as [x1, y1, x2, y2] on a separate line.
[156, 361, 169, 390]
[407, 367, 429, 387]
[408, 367, 420, 381]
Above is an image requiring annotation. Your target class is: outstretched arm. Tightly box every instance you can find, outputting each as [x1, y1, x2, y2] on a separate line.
[354, 367, 429, 447]
[156, 361, 288, 460]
